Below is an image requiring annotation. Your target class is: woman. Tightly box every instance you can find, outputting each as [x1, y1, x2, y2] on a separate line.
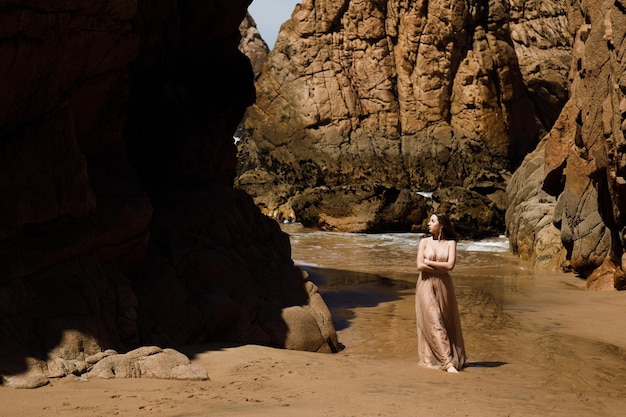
[415, 212, 467, 373]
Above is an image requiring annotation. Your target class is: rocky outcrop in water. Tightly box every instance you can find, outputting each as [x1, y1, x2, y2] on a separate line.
[507, 0, 626, 290]
[235, 0, 573, 236]
[0, 0, 338, 389]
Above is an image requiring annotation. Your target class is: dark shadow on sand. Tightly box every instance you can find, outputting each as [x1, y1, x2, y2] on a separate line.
[300, 265, 415, 332]
[132, 266, 412, 362]
[466, 361, 507, 368]
[178, 341, 248, 359]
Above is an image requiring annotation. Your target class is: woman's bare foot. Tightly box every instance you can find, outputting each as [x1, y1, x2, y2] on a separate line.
[446, 366, 459, 373]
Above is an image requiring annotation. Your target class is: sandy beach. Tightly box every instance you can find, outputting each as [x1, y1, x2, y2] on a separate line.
[2, 266, 625, 417]
[2, 1, 625, 416]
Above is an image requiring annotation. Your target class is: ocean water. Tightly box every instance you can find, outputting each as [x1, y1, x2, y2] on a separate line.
[280, 222, 536, 329]
[280, 222, 527, 284]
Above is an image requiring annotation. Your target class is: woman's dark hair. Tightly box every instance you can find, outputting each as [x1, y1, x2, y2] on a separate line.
[434, 211, 459, 241]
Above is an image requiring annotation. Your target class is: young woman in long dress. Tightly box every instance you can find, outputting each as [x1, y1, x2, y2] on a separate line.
[415, 212, 467, 372]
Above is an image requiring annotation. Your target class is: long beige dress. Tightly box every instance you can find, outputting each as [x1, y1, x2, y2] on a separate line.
[415, 237, 467, 370]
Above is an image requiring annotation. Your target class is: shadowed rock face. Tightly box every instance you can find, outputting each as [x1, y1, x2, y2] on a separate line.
[0, 1, 338, 388]
[507, 0, 626, 289]
[235, 0, 574, 236]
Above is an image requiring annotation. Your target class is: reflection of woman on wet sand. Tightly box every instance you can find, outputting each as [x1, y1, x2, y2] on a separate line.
[416, 212, 467, 373]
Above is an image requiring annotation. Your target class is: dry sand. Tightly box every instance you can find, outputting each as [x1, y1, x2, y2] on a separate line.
[1, 272, 625, 417]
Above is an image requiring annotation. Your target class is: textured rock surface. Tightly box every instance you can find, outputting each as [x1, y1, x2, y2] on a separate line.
[508, 0, 581, 135]
[0, 346, 209, 388]
[506, 139, 568, 272]
[0, 0, 338, 388]
[239, 12, 270, 81]
[289, 184, 430, 233]
[507, 0, 626, 289]
[84, 346, 208, 380]
[236, 0, 573, 235]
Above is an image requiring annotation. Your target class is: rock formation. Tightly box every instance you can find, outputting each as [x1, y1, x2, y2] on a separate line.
[235, 0, 573, 236]
[508, 0, 580, 135]
[507, 0, 626, 290]
[239, 12, 270, 81]
[237, 0, 626, 288]
[0, 0, 338, 389]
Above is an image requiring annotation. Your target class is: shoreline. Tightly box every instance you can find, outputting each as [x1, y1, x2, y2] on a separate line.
[2, 271, 625, 417]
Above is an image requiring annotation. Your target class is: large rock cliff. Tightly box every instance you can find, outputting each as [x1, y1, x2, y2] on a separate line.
[507, 0, 626, 290]
[0, 0, 338, 389]
[239, 1, 626, 288]
[236, 0, 574, 236]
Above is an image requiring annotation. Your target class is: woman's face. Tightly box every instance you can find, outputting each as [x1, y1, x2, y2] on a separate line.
[427, 214, 441, 236]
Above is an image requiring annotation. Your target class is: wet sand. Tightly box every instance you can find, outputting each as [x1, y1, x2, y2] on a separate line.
[2, 230, 626, 417]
